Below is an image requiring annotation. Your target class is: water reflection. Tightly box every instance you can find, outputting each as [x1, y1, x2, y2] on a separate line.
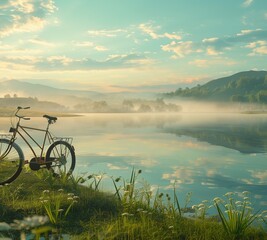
[0, 113, 267, 210]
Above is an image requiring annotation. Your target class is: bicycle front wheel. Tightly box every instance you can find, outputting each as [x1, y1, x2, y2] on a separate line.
[45, 141, 76, 176]
[0, 139, 24, 185]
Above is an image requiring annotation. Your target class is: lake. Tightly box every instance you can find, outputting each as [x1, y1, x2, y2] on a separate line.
[1, 112, 267, 213]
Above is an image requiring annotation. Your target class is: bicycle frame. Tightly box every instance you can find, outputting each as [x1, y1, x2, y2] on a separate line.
[7, 108, 55, 163]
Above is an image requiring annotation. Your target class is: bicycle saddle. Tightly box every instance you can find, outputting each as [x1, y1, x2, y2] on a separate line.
[43, 115, 57, 123]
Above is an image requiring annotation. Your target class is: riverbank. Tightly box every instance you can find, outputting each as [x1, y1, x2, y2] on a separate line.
[0, 169, 267, 239]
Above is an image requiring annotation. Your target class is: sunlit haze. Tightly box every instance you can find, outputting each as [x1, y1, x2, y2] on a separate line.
[0, 0, 267, 92]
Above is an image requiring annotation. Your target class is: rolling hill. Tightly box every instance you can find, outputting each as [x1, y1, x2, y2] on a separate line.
[164, 70, 267, 103]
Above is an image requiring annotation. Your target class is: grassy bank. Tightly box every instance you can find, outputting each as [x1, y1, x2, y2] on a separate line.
[0, 169, 267, 239]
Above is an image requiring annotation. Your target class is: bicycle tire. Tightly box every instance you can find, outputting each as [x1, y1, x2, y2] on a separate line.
[45, 140, 75, 176]
[0, 139, 24, 185]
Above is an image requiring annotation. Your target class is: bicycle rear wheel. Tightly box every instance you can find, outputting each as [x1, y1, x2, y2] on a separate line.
[0, 139, 24, 185]
[45, 141, 75, 176]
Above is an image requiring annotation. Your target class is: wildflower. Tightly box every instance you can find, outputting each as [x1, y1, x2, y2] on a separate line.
[67, 193, 74, 196]
[243, 197, 249, 200]
[121, 213, 129, 216]
[11, 216, 48, 230]
[235, 201, 242, 205]
[169, 226, 174, 229]
[58, 209, 64, 212]
[213, 197, 221, 202]
[67, 197, 73, 200]
[192, 205, 197, 210]
[58, 189, 64, 192]
[242, 191, 249, 195]
[43, 190, 49, 194]
[73, 196, 79, 200]
[224, 192, 234, 197]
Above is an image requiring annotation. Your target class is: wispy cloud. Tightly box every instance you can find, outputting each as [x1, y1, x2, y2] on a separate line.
[161, 41, 201, 58]
[74, 41, 108, 51]
[139, 22, 182, 40]
[31, 54, 152, 71]
[87, 29, 126, 37]
[201, 29, 267, 56]
[246, 41, 267, 55]
[242, 0, 254, 7]
[74, 41, 94, 47]
[0, 0, 57, 38]
[189, 58, 237, 68]
[28, 38, 55, 47]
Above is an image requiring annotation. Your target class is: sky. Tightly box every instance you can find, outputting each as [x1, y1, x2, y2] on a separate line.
[0, 0, 267, 92]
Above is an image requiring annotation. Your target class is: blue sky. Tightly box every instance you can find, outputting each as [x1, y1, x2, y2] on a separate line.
[0, 0, 267, 92]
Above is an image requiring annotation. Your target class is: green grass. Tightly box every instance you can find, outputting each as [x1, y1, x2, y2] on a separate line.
[0, 169, 267, 240]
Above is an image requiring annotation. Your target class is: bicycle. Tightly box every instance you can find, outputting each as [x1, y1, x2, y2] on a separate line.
[0, 106, 76, 185]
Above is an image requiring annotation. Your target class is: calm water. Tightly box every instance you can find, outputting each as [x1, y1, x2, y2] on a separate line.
[1, 113, 267, 211]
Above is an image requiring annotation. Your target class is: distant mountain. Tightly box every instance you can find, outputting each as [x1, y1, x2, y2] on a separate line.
[0, 80, 178, 113]
[0, 80, 105, 106]
[0, 80, 156, 106]
[164, 70, 267, 103]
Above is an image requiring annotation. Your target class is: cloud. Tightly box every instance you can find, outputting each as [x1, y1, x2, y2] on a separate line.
[202, 37, 219, 43]
[249, 170, 267, 184]
[94, 45, 108, 52]
[189, 58, 237, 68]
[74, 41, 94, 47]
[32, 54, 152, 71]
[107, 163, 128, 170]
[74, 41, 108, 52]
[139, 22, 182, 40]
[9, 0, 34, 13]
[242, 0, 254, 7]
[246, 41, 267, 55]
[162, 166, 194, 185]
[28, 38, 55, 47]
[87, 29, 126, 37]
[0, 0, 57, 38]
[201, 29, 267, 55]
[161, 41, 201, 58]
[206, 47, 222, 56]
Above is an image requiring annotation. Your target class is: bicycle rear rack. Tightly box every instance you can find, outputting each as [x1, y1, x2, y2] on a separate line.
[0, 133, 13, 140]
[52, 137, 73, 145]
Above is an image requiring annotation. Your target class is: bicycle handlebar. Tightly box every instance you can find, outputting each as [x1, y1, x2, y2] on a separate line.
[18, 106, 30, 110]
[15, 106, 31, 120]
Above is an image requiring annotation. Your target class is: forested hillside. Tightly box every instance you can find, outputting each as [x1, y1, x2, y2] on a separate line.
[164, 71, 267, 103]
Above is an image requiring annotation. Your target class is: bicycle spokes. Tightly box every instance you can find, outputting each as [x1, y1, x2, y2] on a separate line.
[0, 139, 24, 185]
[45, 141, 75, 176]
